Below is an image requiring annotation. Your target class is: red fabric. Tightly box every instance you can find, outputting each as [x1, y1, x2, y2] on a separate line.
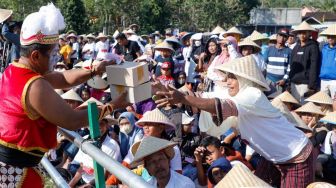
[226, 149, 254, 170]
[0, 63, 57, 153]
[90, 88, 105, 101]
[21, 168, 44, 188]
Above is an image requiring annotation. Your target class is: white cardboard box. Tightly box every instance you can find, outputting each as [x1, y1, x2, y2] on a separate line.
[106, 61, 150, 87]
[109, 82, 152, 103]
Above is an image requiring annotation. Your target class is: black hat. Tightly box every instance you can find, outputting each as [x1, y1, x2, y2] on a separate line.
[277, 28, 289, 37]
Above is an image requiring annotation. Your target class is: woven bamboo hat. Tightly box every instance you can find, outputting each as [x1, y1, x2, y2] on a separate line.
[320, 112, 336, 125]
[78, 97, 103, 108]
[211, 26, 226, 35]
[238, 38, 261, 53]
[307, 182, 336, 188]
[249, 30, 269, 42]
[269, 34, 277, 41]
[291, 111, 313, 132]
[216, 164, 272, 188]
[275, 91, 300, 105]
[131, 136, 177, 163]
[305, 91, 333, 105]
[320, 24, 336, 36]
[86, 33, 96, 39]
[135, 108, 176, 130]
[216, 55, 270, 91]
[154, 41, 175, 52]
[271, 98, 297, 124]
[87, 75, 108, 90]
[97, 32, 107, 39]
[223, 26, 243, 36]
[292, 21, 316, 32]
[295, 102, 325, 116]
[61, 89, 83, 102]
[0, 9, 12, 23]
[66, 33, 77, 39]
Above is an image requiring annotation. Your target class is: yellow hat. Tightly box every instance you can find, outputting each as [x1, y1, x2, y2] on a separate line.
[295, 102, 325, 116]
[305, 91, 333, 105]
[275, 91, 300, 105]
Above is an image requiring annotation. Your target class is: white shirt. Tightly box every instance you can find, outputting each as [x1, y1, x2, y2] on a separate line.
[147, 170, 195, 188]
[183, 46, 198, 83]
[231, 87, 308, 163]
[95, 41, 109, 54]
[82, 43, 95, 60]
[72, 135, 121, 183]
[71, 42, 79, 59]
[321, 131, 336, 159]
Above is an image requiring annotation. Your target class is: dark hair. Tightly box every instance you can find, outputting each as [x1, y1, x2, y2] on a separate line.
[204, 38, 221, 62]
[201, 136, 221, 148]
[115, 33, 127, 40]
[20, 43, 54, 57]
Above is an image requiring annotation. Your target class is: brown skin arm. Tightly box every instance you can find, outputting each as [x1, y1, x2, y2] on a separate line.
[155, 84, 216, 114]
[28, 78, 89, 130]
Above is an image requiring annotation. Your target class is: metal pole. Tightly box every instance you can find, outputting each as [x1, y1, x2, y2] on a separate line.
[58, 128, 154, 188]
[40, 157, 70, 188]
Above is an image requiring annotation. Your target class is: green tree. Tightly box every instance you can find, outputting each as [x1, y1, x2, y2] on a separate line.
[58, 0, 89, 34]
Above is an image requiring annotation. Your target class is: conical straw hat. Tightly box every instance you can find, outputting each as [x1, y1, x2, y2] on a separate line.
[224, 26, 243, 36]
[320, 112, 336, 125]
[320, 24, 336, 36]
[216, 55, 270, 91]
[249, 30, 269, 42]
[0, 9, 12, 23]
[131, 136, 177, 163]
[87, 75, 108, 90]
[269, 34, 277, 41]
[293, 21, 316, 32]
[61, 89, 83, 102]
[307, 182, 336, 188]
[275, 91, 300, 105]
[97, 32, 107, 39]
[291, 111, 313, 132]
[216, 164, 272, 188]
[86, 33, 96, 39]
[271, 98, 297, 124]
[135, 108, 176, 130]
[78, 97, 103, 108]
[295, 102, 325, 116]
[238, 38, 261, 53]
[211, 26, 226, 35]
[305, 91, 333, 105]
[154, 41, 175, 52]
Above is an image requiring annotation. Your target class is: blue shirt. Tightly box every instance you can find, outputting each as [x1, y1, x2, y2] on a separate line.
[265, 46, 292, 82]
[320, 44, 336, 80]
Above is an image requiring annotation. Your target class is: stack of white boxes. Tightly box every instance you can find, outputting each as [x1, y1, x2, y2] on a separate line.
[106, 61, 152, 103]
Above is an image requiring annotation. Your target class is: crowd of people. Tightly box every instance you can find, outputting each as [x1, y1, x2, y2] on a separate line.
[0, 3, 336, 188]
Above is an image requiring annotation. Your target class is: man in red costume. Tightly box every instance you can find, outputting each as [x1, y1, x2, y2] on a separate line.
[0, 4, 127, 188]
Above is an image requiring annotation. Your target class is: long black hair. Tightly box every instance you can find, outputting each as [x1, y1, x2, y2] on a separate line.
[204, 38, 221, 63]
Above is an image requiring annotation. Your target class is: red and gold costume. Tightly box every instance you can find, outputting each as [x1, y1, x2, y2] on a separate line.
[0, 62, 57, 187]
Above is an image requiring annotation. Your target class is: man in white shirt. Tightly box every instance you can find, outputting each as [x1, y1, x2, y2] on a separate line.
[95, 33, 110, 56]
[69, 117, 121, 187]
[132, 136, 195, 188]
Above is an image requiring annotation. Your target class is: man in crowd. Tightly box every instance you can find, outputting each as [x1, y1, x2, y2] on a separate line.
[114, 33, 141, 61]
[289, 21, 320, 103]
[264, 28, 292, 94]
[0, 4, 127, 187]
[132, 136, 195, 188]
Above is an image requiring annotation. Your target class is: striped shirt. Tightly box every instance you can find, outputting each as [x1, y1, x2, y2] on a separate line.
[265, 46, 292, 82]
